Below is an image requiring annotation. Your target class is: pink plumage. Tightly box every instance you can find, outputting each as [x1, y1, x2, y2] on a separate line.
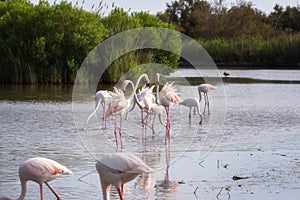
[198, 83, 216, 114]
[96, 152, 152, 200]
[155, 73, 180, 139]
[0, 157, 72, 200]
[106, 74, 150, 149]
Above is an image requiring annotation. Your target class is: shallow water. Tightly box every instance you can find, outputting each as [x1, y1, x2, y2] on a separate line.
[1, 69, 300, 199]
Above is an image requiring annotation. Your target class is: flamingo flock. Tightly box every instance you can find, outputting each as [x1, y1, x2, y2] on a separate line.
[1, 72, 217, 200]
[84, 73, 217, 146]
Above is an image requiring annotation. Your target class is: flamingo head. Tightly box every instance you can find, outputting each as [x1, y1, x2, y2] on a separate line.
[121, 80, 130, 92]
[61, 165, 73, 175]
[143, 74, 151, 86]
[155, 73, 160, 85]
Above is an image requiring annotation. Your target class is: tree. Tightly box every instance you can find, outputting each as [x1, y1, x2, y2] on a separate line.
[0, 0, 107, 84]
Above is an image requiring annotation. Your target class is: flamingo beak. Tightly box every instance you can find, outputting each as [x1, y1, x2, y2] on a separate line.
[199, 115, 203, 125]
[145, 76, 151, 87]
[62, 167, 73, 175]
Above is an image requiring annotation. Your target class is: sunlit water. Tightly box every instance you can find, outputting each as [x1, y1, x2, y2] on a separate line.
[1, 69, 300, 199]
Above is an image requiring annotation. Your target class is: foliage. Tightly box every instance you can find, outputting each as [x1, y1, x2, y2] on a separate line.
[159, 0, 300, 67]
[0, 0, 107, 84]
[99, 8, 181, 83]
[0, 1, 180, 84]
[1, 0, 300, 85]
[200, 34, 300, 66]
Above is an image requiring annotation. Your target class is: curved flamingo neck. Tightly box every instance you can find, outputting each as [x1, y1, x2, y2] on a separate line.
[129, 74, 148, 101]
[17, 180, 27, 200]
[100, 179, 111, 200]
[158, 112, 166, 126]
[1, 180, 28, 200]
[3, 180, 28, 200]
[155, 84, 160, 104]
[125, 80, 135, 103]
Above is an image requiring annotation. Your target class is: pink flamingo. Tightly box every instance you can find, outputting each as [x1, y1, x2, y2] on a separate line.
[123, 82, 155, 126]
[125, 81, 165, 133]
[179, 97, 203, 124]
[146, 103, 166, 133]
[0, 157, 72, 200]
[198, 83, 216, 114]
[96, 152, 152, 200]
[106, 74, 150, 149]
[84, 90, 113, 130]
[134, 85, 156, 127]
[155, 73, 180, 139]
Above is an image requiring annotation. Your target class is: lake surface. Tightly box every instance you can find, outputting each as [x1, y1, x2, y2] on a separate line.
[1, 69, 300, 200]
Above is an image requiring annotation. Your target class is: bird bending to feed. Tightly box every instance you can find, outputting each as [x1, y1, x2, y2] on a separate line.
[179, 97, 202, 124]
[145, 103, 166, 133]
[198, 83, 216, 114]
[155, 73, 180, 138]
[106, 73, 150, 149]
[96, 152, 152, 200]
[0, 157, 72, 200]
[83, 90, 113, 130]
[126, 82, 155, 127]
[128, 82, 166, 132]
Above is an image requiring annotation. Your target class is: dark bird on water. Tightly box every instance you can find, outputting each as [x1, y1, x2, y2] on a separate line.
[223, 71, 230, 77]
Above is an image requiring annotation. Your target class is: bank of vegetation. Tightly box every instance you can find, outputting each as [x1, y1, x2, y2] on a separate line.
[0, 0, 300, 84]
[0, 0, 179, 84]
[158, 0, 300, 67]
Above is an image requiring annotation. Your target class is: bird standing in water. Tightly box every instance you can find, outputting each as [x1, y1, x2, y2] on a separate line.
[155, 73, 180, 139]
[198, 83, 216, 114]
[0, 157, 72, 200]
[83, 90, 113, 130]
[96, 152, 152, 200]
[179, 97, 202, 124]
[106, 73, 150, 149]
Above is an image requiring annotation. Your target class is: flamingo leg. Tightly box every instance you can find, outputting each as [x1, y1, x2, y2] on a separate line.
[203, 93, 208, 114]
[152, 115, 156, 133]
[101, 101, 106, 129]
[117, 186, 124, 200]
[145, 112, 149, 131]
[45, 182, 61, 200]
[114, 116, 118, 149]
[119, 115, 123, 149]
[141, 110, 144, 127]
[39, 184, 44, 200]
[206, 93, 210, 114]
[121, 185, 124, 198]
[165, 107, 170, 143]
[189, 107, 192, 119]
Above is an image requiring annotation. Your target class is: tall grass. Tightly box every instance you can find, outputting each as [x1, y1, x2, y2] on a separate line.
[199, 34, 300, 67]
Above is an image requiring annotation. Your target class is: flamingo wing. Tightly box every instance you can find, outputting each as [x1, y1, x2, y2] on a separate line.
[199, 84, 216, 92]
[97, 153, 152, 173]
[106, 100, 128, 116]
[160, 82, 180, 105]
[21, 157, 72, 183]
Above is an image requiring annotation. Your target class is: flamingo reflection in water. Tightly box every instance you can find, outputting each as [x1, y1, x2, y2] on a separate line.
[154, 143, 179, 199]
